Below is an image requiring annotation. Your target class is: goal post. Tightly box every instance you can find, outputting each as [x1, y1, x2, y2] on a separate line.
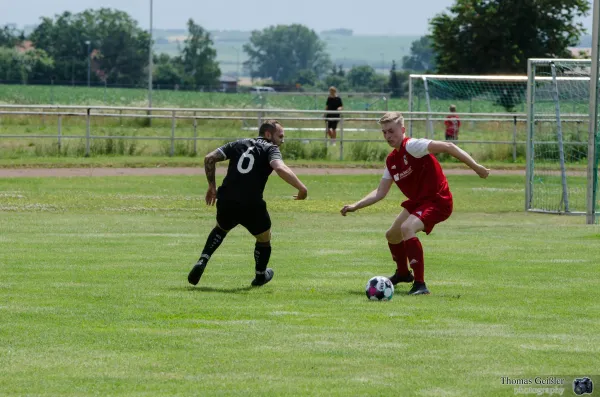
[526, 58, 594, 216]
[587, 0, 600, 224]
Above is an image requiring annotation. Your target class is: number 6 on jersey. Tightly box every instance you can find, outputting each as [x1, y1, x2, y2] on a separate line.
[237, 146, 255, 174]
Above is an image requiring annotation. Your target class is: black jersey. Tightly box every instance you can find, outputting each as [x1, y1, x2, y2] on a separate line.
[216, 137, 283, 203]
[326, 96, 343, 119]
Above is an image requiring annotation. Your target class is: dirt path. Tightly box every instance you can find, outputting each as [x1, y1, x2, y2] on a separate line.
[0, 167, 526, 178]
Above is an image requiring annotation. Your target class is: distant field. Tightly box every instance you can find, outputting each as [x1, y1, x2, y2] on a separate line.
[0, 83, 537, 114]
[153, 30, 418, 76]
[1, 173, 599, 396]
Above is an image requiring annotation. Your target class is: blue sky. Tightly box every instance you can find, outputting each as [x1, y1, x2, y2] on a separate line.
[0, 0, 594, 35]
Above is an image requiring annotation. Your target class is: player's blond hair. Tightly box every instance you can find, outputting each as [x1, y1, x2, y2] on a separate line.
[378, 112, 404, 127]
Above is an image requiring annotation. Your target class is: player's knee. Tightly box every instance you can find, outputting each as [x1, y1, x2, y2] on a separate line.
[215, 224, 230, 234]
[255, 230, 271, 243]
[385, 228, 403, 243]
[400, 222, 416, 237]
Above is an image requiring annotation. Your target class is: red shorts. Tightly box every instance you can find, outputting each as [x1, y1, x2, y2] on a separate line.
[401, 198, 453, 235]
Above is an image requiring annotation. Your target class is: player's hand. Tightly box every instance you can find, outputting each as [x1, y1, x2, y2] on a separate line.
[205, 186, 217, 206]
[340, 204, 356, 216]
[294, 188, 308, 200]
[475, 164, 490, 179]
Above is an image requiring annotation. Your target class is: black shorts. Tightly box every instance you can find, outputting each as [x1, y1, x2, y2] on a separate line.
[327, 120, 339, 130]
[216, 199, 271, 236]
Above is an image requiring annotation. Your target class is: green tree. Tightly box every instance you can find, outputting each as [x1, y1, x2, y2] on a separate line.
[29, 9, 151, 85]
[322, 65, 348, 91]
[153, 53, 184, 87]
[388, 61, 401, 98]
[0, 25, 22, 47]
[402, 36, 436, 71]
[430, 0, 590, 74]
[0, 47, 54, 83]
[294, 69, 318, 87]
[243, 24, 331, 84]
[346, 65, 383, 92]
[179, 19, 221, 88]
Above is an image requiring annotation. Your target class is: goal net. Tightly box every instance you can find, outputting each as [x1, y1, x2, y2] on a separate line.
[409, 74, 528, 114]
[408, 74, 528, 139]
[526, 59, 595, 217]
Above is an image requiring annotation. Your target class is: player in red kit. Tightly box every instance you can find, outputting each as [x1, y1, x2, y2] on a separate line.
[340, 112, 489, 295]
[444, 104, 461, 140]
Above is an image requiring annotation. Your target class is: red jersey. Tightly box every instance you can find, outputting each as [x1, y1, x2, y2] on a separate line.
[384, 137, 452, 203]
[444, 115, 461, 137]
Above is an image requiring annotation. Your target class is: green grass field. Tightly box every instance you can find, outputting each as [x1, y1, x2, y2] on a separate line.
[0, 83, 519, 113]
[1, 172, 599, 396]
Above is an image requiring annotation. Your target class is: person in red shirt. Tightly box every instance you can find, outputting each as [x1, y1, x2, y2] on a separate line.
[340, 112, 489, 295]
[444, 104, 461, 140]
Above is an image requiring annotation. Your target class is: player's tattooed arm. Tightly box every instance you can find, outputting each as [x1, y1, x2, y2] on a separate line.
[204, 149, 226, 187]
[204, 149, 225, 206]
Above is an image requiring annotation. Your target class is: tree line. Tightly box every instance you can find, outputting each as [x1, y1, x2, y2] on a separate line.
[0, 0, 590, 97]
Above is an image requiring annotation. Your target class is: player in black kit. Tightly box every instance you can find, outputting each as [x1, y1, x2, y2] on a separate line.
[187, 120, 308, 287]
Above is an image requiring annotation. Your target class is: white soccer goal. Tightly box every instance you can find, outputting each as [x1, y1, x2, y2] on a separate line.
[408, 74, 530, 138]
[587, 0, 600, 224]
[525, 58, 598, 220]
[408, 68, 599, 223]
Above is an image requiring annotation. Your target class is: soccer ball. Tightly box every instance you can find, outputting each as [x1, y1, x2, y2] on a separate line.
[365, 276, 394, 301]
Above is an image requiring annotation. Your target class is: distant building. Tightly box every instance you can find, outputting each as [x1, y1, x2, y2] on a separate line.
[219, 76, 238, 93]
[569, 47, 592, 58]
[14, 40, 34, 53]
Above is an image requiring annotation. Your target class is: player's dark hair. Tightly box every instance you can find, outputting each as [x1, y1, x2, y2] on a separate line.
[259, 120, 280, 137]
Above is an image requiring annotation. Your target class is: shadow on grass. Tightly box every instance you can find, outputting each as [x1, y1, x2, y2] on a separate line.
[188, 286, 254, 293]
[346, 289, 462, 299]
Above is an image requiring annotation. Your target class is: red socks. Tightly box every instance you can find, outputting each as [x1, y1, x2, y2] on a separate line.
[404, 237, 424, 283]
[388, 242, 409, 276]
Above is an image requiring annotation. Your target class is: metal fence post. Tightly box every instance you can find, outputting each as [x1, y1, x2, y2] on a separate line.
[193, 111, 198, 156]
[258, 95, 264, 129]
[170, 110, 176, 157]
[57, 115, 62, 151]
[469, 97, 474, 128]
[339, 117, 344, 161]
[512, 116, 517, 162]
[85, 108, 91, 157]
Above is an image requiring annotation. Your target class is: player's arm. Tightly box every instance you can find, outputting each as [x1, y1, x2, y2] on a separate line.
[428, 141, 489, 178]
[340, 177, 393, 216]
[270, 159, 308, 200]
[204, 149, 226, 205]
